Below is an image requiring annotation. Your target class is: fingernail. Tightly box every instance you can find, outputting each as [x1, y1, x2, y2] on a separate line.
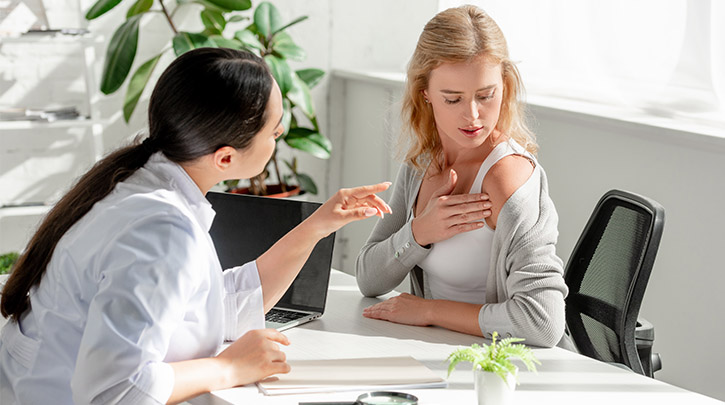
[365, 208, 378, 216]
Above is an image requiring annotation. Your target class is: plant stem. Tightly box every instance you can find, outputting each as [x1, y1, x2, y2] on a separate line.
[271, 149, 286, 192]
[159, 0, 178, 35]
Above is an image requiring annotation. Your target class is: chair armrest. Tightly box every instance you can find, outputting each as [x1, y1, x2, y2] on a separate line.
[635, 317, 655, 342]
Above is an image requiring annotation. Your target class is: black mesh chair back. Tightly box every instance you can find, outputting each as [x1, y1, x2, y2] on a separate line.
[565, 190, 664, 376]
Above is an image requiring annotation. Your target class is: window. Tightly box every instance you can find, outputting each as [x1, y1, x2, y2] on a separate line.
[441, 0, 725, 131]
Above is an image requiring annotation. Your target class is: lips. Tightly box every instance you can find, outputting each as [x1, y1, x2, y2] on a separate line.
[459, 126, 484, 138]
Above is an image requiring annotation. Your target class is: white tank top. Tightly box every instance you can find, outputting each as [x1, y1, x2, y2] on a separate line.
[417, 139, 530, 304]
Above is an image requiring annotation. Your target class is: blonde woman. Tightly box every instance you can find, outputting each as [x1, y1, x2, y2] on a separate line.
[356, 5, 568, 348]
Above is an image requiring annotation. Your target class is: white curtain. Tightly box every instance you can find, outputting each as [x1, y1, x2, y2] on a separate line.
[440, 0, 725, 128]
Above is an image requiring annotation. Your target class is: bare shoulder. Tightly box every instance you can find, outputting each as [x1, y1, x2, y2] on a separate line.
[481, 154, 535, 228]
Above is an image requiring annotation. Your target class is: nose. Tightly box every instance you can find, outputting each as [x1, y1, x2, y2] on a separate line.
[462, 99, 480, 121]
[275, 126, 285, 139]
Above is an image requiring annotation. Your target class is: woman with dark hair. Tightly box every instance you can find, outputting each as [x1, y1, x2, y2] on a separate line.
[0, 47, 391, 404]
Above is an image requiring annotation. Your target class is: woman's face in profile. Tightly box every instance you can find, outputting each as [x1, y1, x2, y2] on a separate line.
[236, 80, 285, 178]
[424, 57, 503, 151]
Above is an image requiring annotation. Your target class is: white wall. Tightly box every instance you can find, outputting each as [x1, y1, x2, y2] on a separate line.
[532, 105, 725, 401]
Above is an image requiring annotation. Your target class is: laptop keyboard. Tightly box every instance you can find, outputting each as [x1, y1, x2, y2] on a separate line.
[266, 308, 309, 323]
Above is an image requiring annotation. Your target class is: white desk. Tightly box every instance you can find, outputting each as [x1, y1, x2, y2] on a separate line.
[191, 271, 723, 405]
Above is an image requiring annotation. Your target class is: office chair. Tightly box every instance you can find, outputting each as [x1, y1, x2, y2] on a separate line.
[564, 189, 664, 377]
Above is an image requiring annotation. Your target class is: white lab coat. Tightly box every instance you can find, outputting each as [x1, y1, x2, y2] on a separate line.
[0, 152, 265, 404]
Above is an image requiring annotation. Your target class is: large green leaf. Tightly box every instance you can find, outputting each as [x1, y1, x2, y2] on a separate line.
[234, 29, 264, 51]
[281, 98, 292, 136]
[295, 172, 317, 195]
[271, 15, 308, 36]
[205, 0, 250, 11]
[284, 128, 331, 159]
[123, 53, 162, 122]
[264, 54, 293, 95]
[296, 68, 325, 89]
[126, 0, 152, 18]
[100, 15, 142, 95]
[287, 73, 315, 119]
[227, 14, 247, 23]
[172, 32, 215, 57]
[191, 0, 230, 13]
[201, 9, 226, 34]
[270, 32, 305, 61]
[254, 1, 282, 38]
[282, 160, 317, 194]
[85, 0, 123, 20]
[209, 35, 243, 50]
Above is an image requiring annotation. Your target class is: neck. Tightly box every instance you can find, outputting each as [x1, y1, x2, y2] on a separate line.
[440, 129, 504, 168]
[181, 162, 221, 195]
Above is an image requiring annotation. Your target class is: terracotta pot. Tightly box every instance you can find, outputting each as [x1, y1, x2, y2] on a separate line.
[230, 184, 302, 199]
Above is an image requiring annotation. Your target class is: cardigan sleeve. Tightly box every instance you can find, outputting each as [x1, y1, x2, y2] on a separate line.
[355, 165, 431, 297]
[478, 166, 568, 348]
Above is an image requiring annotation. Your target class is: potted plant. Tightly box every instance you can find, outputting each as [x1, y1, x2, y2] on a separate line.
[447, 331, 540, 405]
[0, 251, 19, 276]
[85, 0, 330, 196]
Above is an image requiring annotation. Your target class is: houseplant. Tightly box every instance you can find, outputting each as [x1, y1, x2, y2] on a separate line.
[447, 331, 540, 405]
[85, 0, 330, 195]
[0, 251, 19, 275]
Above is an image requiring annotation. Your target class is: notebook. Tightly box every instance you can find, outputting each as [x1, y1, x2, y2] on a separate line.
[206, 191, 335, 331]
[257, 356, 448, 395]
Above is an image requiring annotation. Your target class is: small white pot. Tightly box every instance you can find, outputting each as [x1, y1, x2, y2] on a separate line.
[474, 368, 516, 405]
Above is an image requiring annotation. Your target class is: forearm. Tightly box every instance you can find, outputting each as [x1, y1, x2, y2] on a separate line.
[425, 299, 483, 336]
[168, 358, 230, 404]
[257, 218, 325, 312]
[356, 220, 428, 297]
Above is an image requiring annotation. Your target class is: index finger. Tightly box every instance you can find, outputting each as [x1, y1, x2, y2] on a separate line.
[262, 328, 291, 346]
[348, 182, 392, 198]
[444, 193, 489, 205]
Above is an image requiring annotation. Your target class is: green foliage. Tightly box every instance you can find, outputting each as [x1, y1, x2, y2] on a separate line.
[0, 252, 20, 275]
[86, 0, 328, 195]
[447, 332, 541, 383]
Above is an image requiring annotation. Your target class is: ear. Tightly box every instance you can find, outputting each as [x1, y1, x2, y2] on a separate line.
[211, 146, 237, 173]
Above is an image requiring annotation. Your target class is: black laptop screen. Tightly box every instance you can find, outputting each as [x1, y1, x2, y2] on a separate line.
[206, 191, 334, 313]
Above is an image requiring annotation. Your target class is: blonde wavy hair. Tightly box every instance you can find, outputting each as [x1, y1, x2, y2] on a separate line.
[401, 5, 537, 173]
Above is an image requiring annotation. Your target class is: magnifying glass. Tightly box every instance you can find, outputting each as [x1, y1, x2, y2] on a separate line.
[299, 391, 419, 405]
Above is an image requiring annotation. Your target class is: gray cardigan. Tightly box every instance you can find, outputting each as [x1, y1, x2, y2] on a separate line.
[355, 161, 569, 348]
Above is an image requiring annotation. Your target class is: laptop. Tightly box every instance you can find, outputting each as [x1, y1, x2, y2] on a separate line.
[206, 191, 335, 331]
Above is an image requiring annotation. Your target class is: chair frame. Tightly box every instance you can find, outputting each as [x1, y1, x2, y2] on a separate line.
[564, 189, 665, 376]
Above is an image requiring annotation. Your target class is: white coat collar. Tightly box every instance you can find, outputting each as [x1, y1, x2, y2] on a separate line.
[144, 152, 216, 231]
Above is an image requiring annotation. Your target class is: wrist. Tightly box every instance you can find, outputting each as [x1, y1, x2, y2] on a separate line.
[211, 356, 235, 390]
[300, 213, 330, 242]
[422, 299, 437, 326]
[410, 218, 430, 247]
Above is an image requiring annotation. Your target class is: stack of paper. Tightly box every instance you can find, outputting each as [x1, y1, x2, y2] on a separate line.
[257, 356, 447, 396]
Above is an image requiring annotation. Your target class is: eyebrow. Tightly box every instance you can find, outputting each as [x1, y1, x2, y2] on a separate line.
[440, 84, 497, 94]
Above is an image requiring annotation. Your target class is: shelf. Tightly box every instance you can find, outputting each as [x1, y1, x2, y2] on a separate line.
[0, 204, 51, 215]
[0, 31, 93, 44]
[0, 118, 97, 130]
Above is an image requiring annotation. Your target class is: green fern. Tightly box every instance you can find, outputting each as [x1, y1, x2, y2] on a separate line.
[447, 331, 541, 383]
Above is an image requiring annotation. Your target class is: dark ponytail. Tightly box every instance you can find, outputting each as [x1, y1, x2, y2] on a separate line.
[1, 48, 273, 320]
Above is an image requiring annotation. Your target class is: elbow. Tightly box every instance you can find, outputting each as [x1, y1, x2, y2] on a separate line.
[528, 309, 566, 348]
[355, 254, 386, 298]
[526, 325, 564, 348]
